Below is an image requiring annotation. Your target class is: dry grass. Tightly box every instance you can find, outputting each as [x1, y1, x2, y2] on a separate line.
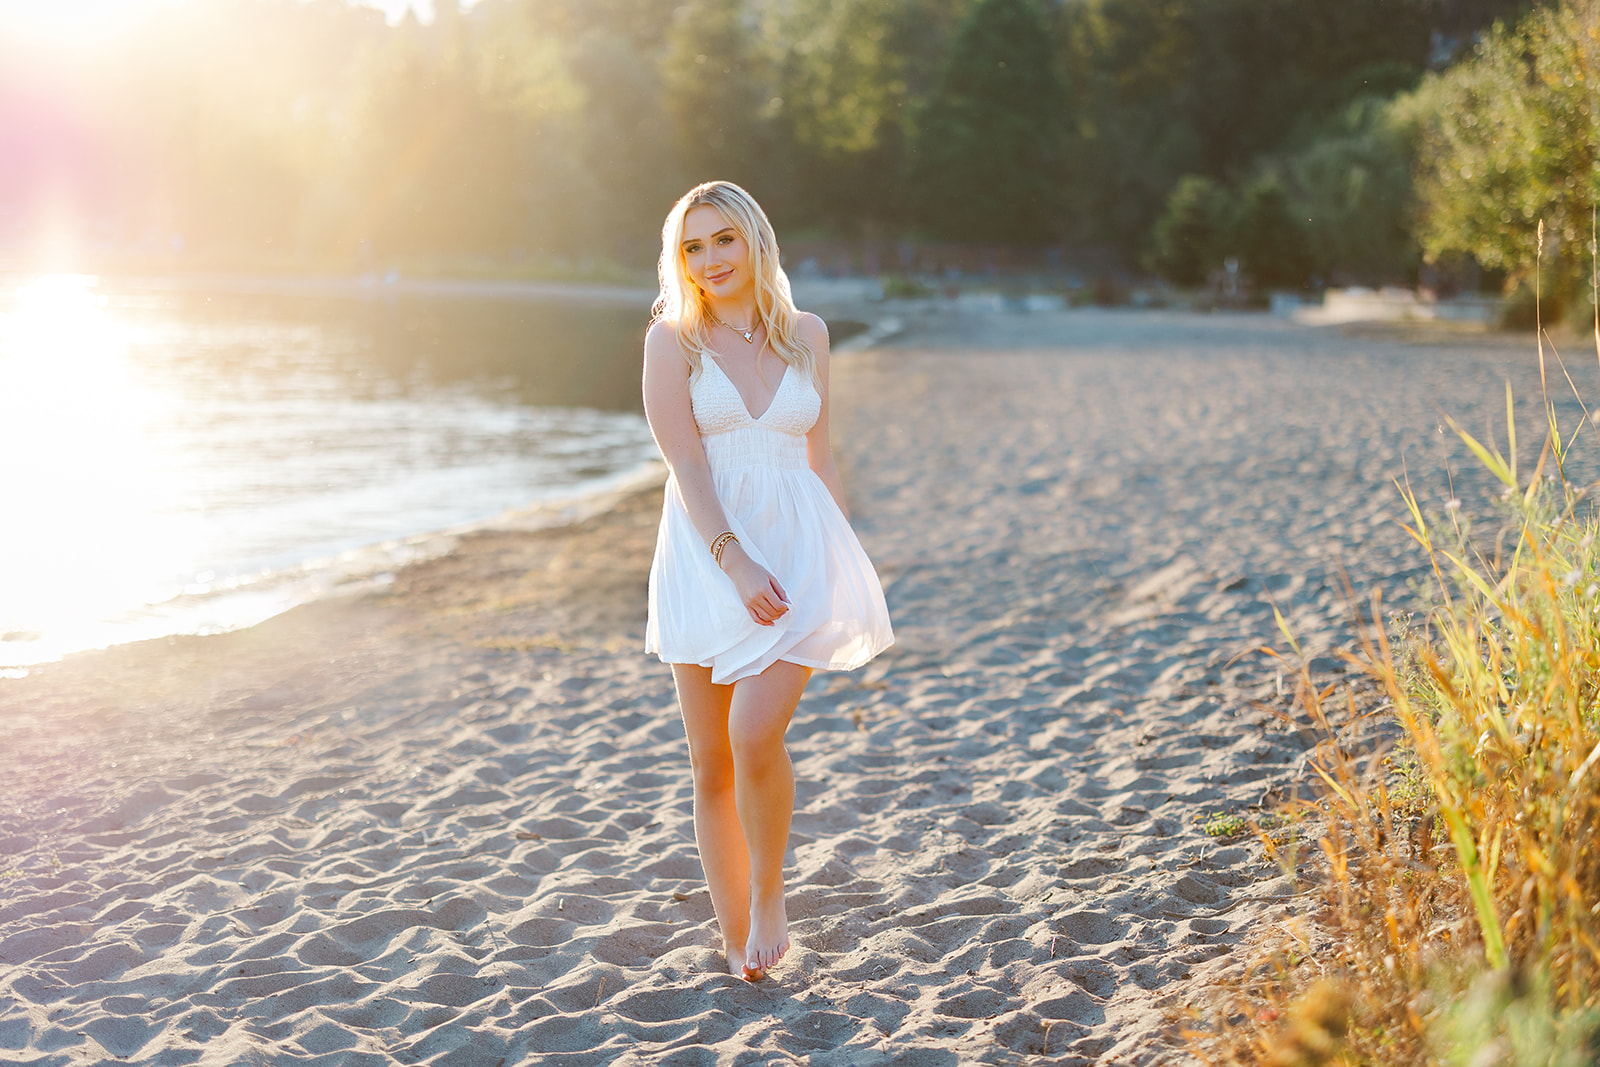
[1185, 230, 1600, 1065]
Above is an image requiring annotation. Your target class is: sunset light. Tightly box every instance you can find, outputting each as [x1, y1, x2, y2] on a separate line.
[0, 274, 190, 662]
[0, 0, 171, 43]
[2, 0, 1596, 1060]
[0, 0, 471, 41]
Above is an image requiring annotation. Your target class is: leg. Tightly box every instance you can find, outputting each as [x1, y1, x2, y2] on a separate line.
[728, 660, 812, 976]
[672, 663, 753, 977]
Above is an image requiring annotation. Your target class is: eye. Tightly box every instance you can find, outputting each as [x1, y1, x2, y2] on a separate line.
[686, 243, 702, 254]
[717, 235, 734, 245]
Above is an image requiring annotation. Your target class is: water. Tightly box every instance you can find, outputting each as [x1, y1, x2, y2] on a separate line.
[0, 275, 659, 669]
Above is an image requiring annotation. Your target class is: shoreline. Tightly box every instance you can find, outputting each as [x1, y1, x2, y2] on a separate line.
[0, 308, 1551, 1063]
[0, 460, 671, 675]
[4, 270, 892, 316]
[0, 281, 902, 674]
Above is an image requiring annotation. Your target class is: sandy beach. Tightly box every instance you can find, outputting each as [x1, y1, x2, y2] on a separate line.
[0, 307, 1560, 1064]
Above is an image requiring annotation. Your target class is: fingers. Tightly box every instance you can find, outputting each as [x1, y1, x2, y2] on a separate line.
[737, 565, 789, 626]
[746, 588, 790, 626]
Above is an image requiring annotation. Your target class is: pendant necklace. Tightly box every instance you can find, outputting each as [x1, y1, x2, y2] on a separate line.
[712, 312, 759, 343]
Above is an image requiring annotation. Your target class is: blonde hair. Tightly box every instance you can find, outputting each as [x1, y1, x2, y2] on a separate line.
[652, 180, 817, 387]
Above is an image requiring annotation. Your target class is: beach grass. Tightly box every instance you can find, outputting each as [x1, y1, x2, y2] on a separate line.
[1187, 235, 1600, 1065]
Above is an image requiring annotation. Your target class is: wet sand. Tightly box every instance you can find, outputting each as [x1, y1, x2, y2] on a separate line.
[0, 308, 1561, 1064]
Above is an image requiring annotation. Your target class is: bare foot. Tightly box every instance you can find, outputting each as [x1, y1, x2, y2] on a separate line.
[744, 891, 789, 977]
[726, 944, 765, 982]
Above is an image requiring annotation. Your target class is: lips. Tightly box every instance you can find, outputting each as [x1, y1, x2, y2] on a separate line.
[705, 268, 733, 285]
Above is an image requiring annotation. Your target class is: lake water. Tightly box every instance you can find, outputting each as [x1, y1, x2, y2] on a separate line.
[0, 275, 660, 669]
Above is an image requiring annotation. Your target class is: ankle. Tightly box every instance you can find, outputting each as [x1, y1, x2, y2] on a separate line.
[749, 880, 785, 904]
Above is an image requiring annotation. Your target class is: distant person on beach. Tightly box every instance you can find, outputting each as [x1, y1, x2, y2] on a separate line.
[642, 181, 894, 980]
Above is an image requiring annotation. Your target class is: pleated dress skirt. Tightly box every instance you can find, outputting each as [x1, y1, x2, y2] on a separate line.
[645, 358, 893, 685]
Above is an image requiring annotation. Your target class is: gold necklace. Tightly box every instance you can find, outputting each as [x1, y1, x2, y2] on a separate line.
[711, 312, 758, 343]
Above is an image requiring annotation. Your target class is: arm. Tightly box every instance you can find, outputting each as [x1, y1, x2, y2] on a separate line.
[800, 314, 851, 520]
[642, 321, 790, 626]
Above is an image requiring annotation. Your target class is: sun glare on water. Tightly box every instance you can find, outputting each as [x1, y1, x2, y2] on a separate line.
[0, 274, 200, 665]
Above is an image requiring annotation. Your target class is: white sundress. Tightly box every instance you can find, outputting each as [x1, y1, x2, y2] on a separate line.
[645, 353, 894, 684]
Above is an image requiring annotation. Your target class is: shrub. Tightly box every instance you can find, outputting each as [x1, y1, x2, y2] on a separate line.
[1145, 175, 1237, 286]
[1280, 93, 1420, 286]
[1187, 251, 1600, 1064]
[1232, 178, 1312, 290]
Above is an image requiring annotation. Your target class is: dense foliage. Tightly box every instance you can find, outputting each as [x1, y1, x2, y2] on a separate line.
[0, 0, 1538, 276]
[907, 0, 1062, 242]
[1407, 0, 1600, 313]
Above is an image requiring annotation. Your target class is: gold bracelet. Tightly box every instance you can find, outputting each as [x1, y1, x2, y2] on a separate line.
[710, 531, 739, 567]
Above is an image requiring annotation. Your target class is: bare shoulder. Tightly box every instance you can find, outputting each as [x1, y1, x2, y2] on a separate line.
[797, 312, 831, 368]
[644, 319, 690, 371]
[796, 312, 830, 346]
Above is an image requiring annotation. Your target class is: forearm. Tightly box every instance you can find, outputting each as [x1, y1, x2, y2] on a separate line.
[669, 453, 772, 601]
[669, 456, 738, 549]
[811, 457, 851, 521]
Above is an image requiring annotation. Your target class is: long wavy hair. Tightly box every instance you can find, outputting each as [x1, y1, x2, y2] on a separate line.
[652, 181, 817, 388]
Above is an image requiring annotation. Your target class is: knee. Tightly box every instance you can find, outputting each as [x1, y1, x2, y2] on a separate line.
[727, 714, 786, 769]
[689, 747, 735, 796]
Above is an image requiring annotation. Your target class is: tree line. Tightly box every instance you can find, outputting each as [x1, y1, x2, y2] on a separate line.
[3, 0, 1583, 301]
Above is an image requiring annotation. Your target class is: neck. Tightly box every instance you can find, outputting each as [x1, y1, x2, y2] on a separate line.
[707, 296, 758, 328]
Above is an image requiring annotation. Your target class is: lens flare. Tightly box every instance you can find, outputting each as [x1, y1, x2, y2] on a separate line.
[0, 274, 197, 662]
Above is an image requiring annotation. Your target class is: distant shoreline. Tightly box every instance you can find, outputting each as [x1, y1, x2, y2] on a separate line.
[103, 272, 663, 307]
[0, 269, 894, 316]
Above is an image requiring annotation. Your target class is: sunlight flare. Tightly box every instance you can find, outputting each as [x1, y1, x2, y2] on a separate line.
[0, 274, 197, 661]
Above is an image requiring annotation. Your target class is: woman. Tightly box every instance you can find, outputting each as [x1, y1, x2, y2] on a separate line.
[642, 181, 893, 981]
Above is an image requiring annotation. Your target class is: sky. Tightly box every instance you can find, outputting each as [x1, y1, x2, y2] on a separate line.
[0, 0, 475, 36]
[361, 0, 449, 22]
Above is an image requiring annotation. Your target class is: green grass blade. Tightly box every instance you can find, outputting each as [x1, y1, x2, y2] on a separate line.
[1505, 381, 1519, 490]
[1444, 413, 1515, 488]
[1441, 804, 1508, 970]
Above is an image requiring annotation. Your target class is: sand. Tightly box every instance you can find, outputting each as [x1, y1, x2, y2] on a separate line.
[0, 307, 1561, 1065]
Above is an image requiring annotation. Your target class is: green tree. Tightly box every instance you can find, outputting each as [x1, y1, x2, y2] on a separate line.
[661, 0, 777, 194]
[908, 0, 1063, 242]
[1056, 0, 1527, 253]
[1143, 175, 1235, 285]
[1180, 0, 1438, 175]
[1279, 93, 1419, 285]
[1231, 178, 1311, 289]
[1405, 0, 1600, 302]
[343, 9, 570, 265]
[770, 0, 906, 230]
[1055, 0, 1199, 245]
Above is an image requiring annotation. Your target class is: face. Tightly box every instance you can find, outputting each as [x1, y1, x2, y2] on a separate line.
[680, 203, 753, 301]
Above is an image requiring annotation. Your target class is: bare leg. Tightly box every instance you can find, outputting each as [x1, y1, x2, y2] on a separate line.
[672, 664, 758, 977]
[728, 660, 811, 976]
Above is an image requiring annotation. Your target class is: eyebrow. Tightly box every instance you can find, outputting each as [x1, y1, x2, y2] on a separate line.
[682, 227, 735, 247]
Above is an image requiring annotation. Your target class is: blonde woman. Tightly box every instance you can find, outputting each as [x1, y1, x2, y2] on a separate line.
[642, 181, 893, 980]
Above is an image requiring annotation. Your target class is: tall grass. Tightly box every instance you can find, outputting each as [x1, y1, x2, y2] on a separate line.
[1187, 228, 1600, 1065]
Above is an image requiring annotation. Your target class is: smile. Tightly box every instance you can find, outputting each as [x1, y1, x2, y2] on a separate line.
[705, 268, 733, 285]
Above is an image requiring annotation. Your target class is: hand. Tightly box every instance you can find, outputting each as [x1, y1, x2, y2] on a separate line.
[721, 543, 790, 626]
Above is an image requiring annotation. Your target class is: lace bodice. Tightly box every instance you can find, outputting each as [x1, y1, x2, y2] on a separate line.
[692, 355, 820, 438]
